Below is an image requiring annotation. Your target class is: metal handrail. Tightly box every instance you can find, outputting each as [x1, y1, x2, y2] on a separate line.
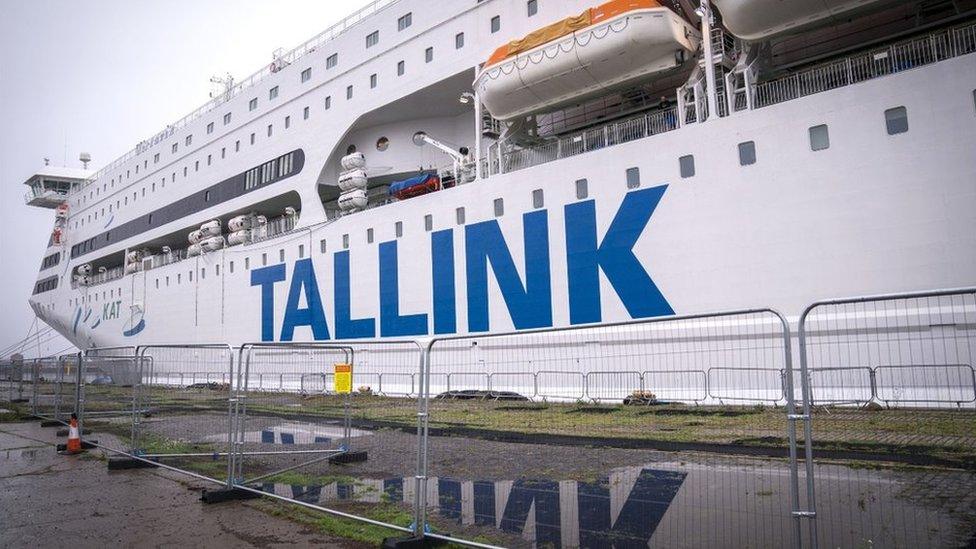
[73, 0, 399, 194]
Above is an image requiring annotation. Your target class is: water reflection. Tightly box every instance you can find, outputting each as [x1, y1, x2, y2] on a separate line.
[258, 466, 689, 547]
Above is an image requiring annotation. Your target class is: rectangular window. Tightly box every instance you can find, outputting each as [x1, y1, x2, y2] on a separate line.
[269, 86, 279, 100]
[679, 154, 696, 178]
[320, 239, 327, 253]
[424, 214, 433, 232]
[153, 152, 160, 164]
[324, 96, 332, 110]
[207, 154, 212, 166]
[397, 60, 405, 76]
[626, 167, 641, 188]
[249, 97, 258, 111]
[456, 207, 466, 225]
[303, 106, 310, 120]
[346, 85, 354, 99]
[235, 140, 241, 152]
[267, 124, 273, 137]
[398, 13, 412, 31]
[221, 147, 226, 158]
[250, 132, 255, 145]
[342, 234, 349, 249]
[195, 160, 199, 171]
[367, 228, 374, 243]
[885, 106, 908, 135]
[298, 244, 304, 258]
[455, 32, 464, 49]
[262, 253, 267, 266]
[172, 143, 178, 153]
[370, 74, 377, 89]
[301, 67, 311, 82]
[809, 124, 829, 151]
[284, 115, 290, 129]
[206, 122, 214, 134]
[527, 0, 538, 16]
[532, 189, 544, 208]
[327, 53, 338, 69]
[425, 47, 433, 63]
[366, 30, 379, 48]
[245, 258, 250, 270]
[395, 221, 403, 237]
[223, 112, 232, 125]
[185, 135, 192, 146]
[493, 198, 504, 217]
[738, 141, 756, 166]
[229, 261, 234, 273]
[279, 249, 285, 262]
[491, 15, 500, 33]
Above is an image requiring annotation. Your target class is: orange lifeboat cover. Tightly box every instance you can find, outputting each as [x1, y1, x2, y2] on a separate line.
[483, 0, 662, 68]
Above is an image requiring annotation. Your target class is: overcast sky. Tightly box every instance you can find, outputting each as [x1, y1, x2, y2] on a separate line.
[0, 0, 374, 357]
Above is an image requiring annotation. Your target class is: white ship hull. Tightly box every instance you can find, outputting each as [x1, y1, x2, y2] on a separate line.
[31, 53, 976, 350]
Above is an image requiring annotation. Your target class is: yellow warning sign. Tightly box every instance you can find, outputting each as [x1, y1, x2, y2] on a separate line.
[334, 363, 352, 394]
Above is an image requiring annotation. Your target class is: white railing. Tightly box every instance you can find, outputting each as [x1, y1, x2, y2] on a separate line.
[747, 22, 976, 111]
[250, 214, 299, 243]
[75, 0, 399, 194]
[490, 107, 679, 176]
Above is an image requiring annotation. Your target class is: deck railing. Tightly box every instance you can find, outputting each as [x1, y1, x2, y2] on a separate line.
[74, 0, 399, 193]
[492, 21, 976, 178]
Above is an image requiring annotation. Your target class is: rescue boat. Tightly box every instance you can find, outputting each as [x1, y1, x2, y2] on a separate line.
[475, 0, 700, 121]
[712, 0, 896, 42]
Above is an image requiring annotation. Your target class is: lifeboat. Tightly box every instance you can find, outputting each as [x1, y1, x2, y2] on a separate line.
[389, 172, 440, 201]
[712, 0, 895, 42]
[476, 0, 700, 121]
[338, 188, 368, 211]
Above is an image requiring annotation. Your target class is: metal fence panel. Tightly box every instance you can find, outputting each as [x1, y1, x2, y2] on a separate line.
[231, 340, 425, 539]
[798, 288, 976, 549]
[421, 310, 803, 547]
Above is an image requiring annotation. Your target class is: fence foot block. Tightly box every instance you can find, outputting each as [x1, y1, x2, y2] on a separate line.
[329, 451, 367, 465]
[201, 487, 262, 504]
[40, 420, 62, 427]
[10, 398, 29, 403]
[381, 535, 448, 548]
[107, 456, 158, 470]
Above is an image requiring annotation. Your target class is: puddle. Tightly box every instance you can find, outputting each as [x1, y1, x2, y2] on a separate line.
[248, 461, 976, 548]
[205, 422, 371, 445]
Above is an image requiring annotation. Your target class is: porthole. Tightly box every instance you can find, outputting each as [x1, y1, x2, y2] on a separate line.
[346, 144, 357, 155]
[376, 137, 389, 151]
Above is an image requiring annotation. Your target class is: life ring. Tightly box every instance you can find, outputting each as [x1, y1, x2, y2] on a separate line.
[269, 62, 279, 73]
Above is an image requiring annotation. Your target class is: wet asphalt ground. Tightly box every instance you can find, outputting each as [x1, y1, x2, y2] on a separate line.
[0, 421, 364, 548]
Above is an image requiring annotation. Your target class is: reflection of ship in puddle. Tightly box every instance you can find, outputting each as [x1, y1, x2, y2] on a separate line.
[256, 466, 688, 548]
[205, 422, 372, 445]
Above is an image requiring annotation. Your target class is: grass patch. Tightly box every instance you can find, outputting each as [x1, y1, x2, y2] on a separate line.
[262, 471, 359, 486]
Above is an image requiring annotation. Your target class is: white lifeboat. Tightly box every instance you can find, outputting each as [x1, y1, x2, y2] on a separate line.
[227, 215, 252, 232]
[199, 220, 222, 237]
[338, 188, 368, 211]
[188, 230, 204, 244]
[227, 230, 250, 246]
[475, 0, 700, 121]
[340, 152, 366, 170]
[712, 0, 895, 42]
[187, 243, 202, 257]
[201, 236, 225, 252]
[338, 168, 368, 192]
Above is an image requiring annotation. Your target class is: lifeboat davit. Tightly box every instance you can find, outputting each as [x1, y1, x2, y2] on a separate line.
[476, 0, 700, 121]
[711, 0, 895, 42]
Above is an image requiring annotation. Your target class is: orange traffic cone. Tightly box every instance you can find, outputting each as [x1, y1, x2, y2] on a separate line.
[66, 413, 83, 454]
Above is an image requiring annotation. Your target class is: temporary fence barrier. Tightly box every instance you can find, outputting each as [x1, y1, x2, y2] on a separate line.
[229, 340, 429, 541]
[30, 354, 81, 424]
[797, 287, 976, 549]
[421, 309, 804, 548]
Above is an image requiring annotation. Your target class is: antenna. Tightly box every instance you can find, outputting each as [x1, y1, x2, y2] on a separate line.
[209, 73, 235, 99]
[43, 157, 50, 166]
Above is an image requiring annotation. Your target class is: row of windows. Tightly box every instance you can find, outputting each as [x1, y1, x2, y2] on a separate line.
[33, 276, 58, 295]
[245, 152, 297, 190]
[74, 2, 543, 213]
[41, 251, 61, 270]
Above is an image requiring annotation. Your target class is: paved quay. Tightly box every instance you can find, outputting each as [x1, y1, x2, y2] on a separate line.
[0, 421, 362, 548]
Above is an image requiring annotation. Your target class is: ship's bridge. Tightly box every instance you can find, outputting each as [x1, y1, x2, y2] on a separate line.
[23, 166, 91, 208]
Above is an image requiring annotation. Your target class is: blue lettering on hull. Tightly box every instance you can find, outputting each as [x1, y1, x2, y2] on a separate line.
[250, 187, 673, 341]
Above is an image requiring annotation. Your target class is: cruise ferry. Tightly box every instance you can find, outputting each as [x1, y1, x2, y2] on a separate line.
[20, 0, 976, 350]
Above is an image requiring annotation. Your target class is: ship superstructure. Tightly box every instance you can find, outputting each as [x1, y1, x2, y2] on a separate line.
[20, 0, 976, 350]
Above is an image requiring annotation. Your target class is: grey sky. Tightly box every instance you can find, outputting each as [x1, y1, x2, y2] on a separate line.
[0, 0, 373, 357]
